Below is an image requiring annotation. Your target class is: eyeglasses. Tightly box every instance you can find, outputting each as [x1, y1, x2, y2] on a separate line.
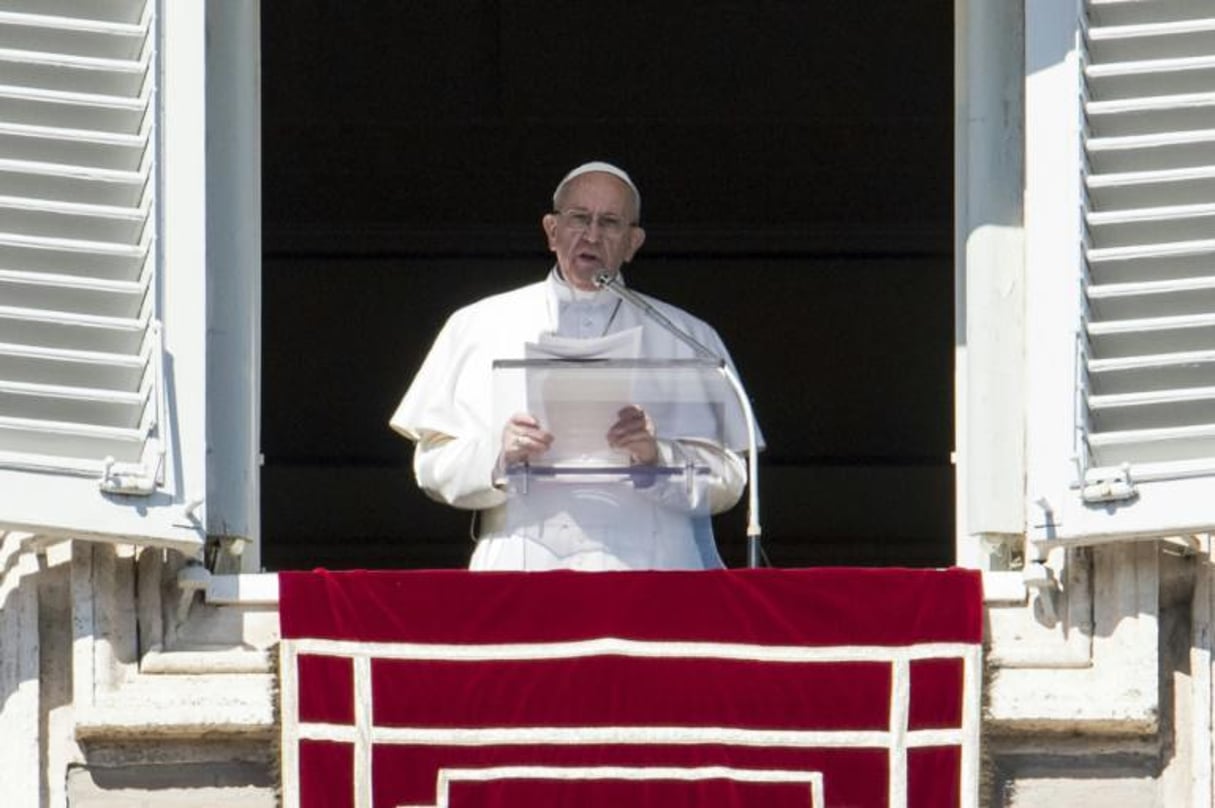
[555, 209, 635, 238]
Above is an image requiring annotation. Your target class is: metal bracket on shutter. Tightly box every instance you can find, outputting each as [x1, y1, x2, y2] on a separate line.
[99, 446, 164, 495]
[1081, 463, 1137, 504]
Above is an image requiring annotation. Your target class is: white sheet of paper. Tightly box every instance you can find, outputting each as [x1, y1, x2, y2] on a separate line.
[523, 327, 642, 465]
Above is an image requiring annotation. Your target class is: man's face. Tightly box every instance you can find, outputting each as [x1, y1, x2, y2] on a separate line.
[542, 173, 646, 291]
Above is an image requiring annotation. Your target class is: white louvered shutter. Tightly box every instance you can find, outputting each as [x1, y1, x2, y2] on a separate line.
[1027, 0, 1215, 544]
[0, 0, 204, 549]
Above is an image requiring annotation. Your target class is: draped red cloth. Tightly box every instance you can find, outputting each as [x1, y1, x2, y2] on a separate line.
[279, 568, 983, 808]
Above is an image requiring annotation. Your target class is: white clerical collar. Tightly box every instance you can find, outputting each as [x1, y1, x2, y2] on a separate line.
[548, 266, 623, 303]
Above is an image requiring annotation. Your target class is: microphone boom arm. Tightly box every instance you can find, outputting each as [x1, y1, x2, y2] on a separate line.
[594, 272, 764, 567]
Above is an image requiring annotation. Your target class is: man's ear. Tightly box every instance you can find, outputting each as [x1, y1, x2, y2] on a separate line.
[541, 213, 559, 251]
[624, 225, 646, 262]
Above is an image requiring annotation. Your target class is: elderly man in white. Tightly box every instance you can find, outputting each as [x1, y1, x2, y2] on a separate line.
[391, 161, 757, 570]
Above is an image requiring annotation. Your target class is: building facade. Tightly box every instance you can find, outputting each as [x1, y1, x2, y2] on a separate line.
[2, 0, 1214, 805]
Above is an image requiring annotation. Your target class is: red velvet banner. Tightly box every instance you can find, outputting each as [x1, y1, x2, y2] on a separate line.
[279, 568, 982, 808]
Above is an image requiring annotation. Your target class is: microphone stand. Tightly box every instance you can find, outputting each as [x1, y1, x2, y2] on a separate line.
[594, 272, 764, 568]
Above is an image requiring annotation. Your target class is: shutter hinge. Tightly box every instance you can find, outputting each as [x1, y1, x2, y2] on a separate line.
[1081, 464, 1136, 504]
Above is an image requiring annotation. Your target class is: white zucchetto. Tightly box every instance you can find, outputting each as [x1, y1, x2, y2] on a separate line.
[552, 161, 641, 217]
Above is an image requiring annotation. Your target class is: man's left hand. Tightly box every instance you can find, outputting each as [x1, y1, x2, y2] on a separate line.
[607, 405, 658, 465]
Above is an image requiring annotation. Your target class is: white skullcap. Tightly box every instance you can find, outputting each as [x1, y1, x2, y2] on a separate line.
[552, 161, 641, 218]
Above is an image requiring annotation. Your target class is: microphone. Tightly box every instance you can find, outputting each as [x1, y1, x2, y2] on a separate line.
[594, 270, 765, 567]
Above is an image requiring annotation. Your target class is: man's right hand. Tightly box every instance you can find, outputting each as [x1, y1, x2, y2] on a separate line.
[500, 412, 554, 466]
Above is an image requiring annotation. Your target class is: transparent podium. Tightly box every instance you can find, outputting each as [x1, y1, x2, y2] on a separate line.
[489, 357, 747, 569]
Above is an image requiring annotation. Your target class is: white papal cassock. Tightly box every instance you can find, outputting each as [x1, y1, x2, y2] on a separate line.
[390, 270, 758, 571]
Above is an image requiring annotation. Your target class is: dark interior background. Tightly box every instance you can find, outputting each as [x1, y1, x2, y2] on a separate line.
[259, 2, 955, 570]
